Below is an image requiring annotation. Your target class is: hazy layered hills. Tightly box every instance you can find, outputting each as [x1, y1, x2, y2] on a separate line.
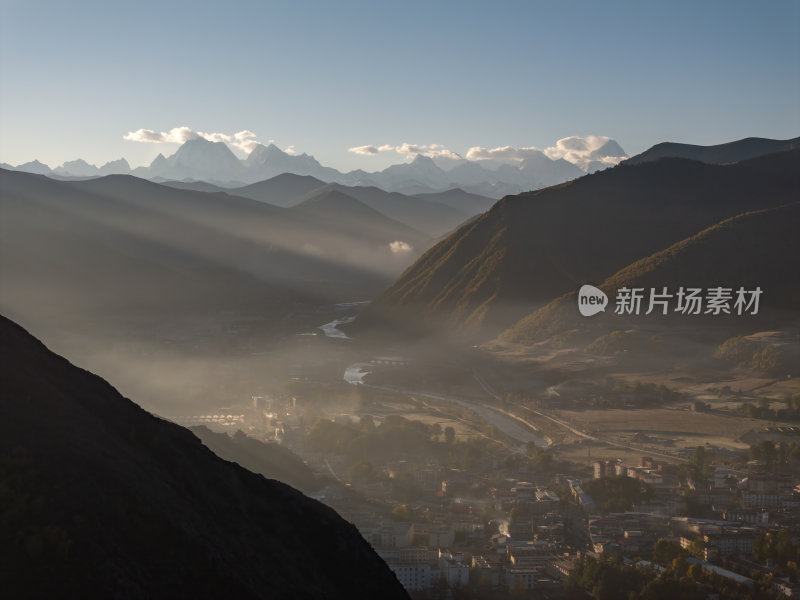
[6, 136, 625, 198]
[160, 172, 490, 236]
[625, 135, 800, 166]
[503, 201, 800, 345]
[298, 182, 482, 237]
[354, 147, 800, 339]
[0, 315, 407, 599]
[293, 189, 429, 248]
[0, 168, 431, 328]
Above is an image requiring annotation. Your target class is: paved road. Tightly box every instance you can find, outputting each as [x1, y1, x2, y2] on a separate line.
[473, 372, 688, 464]
[365, 383, 547, 449]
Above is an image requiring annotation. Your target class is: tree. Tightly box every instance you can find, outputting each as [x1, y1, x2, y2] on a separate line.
[776, 529, 795, 562]
[653, 539, 686, 566]
[525, 441, 538, 457]
[391, 504, 413, 522]
[584, 475, 654, 513]
[788, 561, 798, 583]
[690, 446, 710, 478]
[754, 532, 773, 562]
[532, 450, 553, 471]
[444, 426, 456, 444]
[359, 414, 375, 431]
[686, 538, 706, 560]
[430, 423, 442, 442]
[347, 460, 374, 483]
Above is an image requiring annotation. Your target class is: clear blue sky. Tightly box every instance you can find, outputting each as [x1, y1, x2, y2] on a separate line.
[1, 0, 798, 171]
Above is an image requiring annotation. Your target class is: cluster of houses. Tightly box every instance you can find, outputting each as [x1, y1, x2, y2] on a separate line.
[316, 457, 800, 596]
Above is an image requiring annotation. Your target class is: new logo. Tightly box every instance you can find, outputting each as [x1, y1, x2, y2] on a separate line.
[578, 284, 608, 317]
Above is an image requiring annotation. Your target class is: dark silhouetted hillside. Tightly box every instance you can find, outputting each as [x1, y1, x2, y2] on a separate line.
[0, 315, 408, 599]
[624, 136, 799, 166]
[189, 427, 321, 494]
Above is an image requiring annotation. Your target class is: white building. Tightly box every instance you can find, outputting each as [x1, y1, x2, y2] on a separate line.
[438, 551, 469, 588]
[387, 563, 435, 591]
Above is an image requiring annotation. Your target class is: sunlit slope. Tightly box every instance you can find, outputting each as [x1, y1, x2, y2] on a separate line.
[355, 149, 800, 338]
[502, 201, 800, 344]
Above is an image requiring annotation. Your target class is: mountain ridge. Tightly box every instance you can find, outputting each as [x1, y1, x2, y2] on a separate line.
[501, 201, 800, 345]
[0, 314, 408, 599]
[624, 135, 800, 166]
[352, 147, 800, 339]
[5, 136, 628, 198]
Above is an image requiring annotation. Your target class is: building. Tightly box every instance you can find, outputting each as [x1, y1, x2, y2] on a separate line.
[703, 532, 755, 558]
[508, 540, 554, 569]
[506, 568, 537, 591]
[409, 523, 454, 548]
[722, 508, 769, 525]
[472, 556, 502, 587]
[361, 522, 412, 548]
[680, 529, 756, 561]
[438, 551, 469, 588]
[378, 548, 439, 592]
[546, 556, 576, 581]
[385, 563, 435, 592]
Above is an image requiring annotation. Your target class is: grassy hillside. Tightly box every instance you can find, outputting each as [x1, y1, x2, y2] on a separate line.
[502, 202, 800, 345]
[355, 149, 800, 339]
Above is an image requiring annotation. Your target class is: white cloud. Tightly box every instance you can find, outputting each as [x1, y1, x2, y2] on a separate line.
[230, 130, 261, 153]
[349, 145, 380, 155]
[348, 143, 462, 161]
[465, 145, 544, 162]
[349, 137, 626, 171]
[389, 240, 413, 254]
[284, 145, 298, 155]
[465, 136, 626, 171]
[123, 126, 262, 153]
[543, 135, 626, 169]
[124, 126, 200, 144]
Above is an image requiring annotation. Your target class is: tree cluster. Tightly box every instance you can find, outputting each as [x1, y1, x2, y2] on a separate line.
[304, 414, 439, 460]
[566, 551, 780, 600]
[583, 475, 654, 513]
[715, 336, 790, 375]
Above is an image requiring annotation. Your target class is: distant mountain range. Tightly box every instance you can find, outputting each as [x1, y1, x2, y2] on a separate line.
[353, 141, 800, 340]
[2, 136, 628, 198]
[0, 315, 408, 598]
[160, 172, 492, 236]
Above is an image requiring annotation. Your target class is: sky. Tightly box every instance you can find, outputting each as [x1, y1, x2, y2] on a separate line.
[1, 0, 798, 172]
